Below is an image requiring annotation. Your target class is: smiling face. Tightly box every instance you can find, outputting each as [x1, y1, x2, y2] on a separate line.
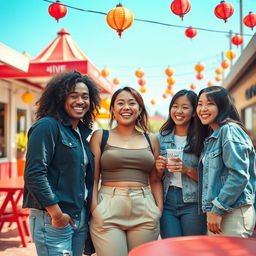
[170, 95, 194, 129]
[112, 90, 141, 126]
[196, 92, 219, 130]
[64, 82, 90, 127]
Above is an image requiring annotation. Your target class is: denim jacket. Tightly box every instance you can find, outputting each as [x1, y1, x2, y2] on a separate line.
[23, 117, 95, 220]
[157, 131, 199, 203]
[198, 122, 256, 216]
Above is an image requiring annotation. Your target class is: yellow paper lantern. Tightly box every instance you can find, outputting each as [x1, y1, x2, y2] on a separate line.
[101, 98, 111, 110]
[139, 86, 147, 93]
[22, 92, 34, 104]
[226, 50, 236, 60]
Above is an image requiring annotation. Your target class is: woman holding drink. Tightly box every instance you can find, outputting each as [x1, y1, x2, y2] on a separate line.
[89, 87, 162, 256]
[156, 89, 207, 238]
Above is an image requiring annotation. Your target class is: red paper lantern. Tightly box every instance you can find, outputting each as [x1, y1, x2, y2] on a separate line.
[243, 12, 256, 30]
[135, 68, 144, 78]
[214, 1, 234, 23]
[185, 27, 197, 39]
[194, 63, 205, 72]
[231, 35, 243, 46]
[106, 4, 134, 37]
[48, 1, 67, 22]
[167, 85, 173, 90]
[165, 67, 175, 77]
[170, 0, 191, 21]
[138, 78, 146, 86]
[196, 72, 204, 80]
[221, 59, 230, 69]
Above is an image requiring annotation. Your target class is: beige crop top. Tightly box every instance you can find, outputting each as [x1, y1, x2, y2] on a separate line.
[100, 144, 155, 184]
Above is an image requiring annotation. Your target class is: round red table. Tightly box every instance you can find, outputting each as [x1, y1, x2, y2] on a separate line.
[128, 236, 256, 256]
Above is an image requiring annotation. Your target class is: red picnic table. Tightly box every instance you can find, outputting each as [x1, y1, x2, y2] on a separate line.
[129, 235, 256, 256]
[0, 176, 30, 247]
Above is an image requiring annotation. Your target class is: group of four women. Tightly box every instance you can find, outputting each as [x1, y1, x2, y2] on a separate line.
[23, 71, 255, 256]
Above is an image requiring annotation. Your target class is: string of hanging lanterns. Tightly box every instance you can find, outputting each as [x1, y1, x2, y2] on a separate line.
[44, 0, 256, 35]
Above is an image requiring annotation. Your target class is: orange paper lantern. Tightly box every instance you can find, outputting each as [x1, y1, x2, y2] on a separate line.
[162, 94, 167, 99]
[194, 63, 205, 72]
[215, 76, 222, 82]
[167, 77, 176, 86]
[207, 81, 214, 87]
[106, 4, 134, 37]
[221, 60, 230, 69]
[112, 77, 121, 85]
[165, 67, 175, 77]
[215, 67, 223, 75]
[135, 68, 145, 78]
[190, 83, 196, 90]
[101, 67, 111, 77]
[150, 99, 156, 105]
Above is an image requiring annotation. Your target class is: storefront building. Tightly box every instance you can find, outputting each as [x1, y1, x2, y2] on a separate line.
[0, 29, 114, 179]
[222, 34, 256, 147]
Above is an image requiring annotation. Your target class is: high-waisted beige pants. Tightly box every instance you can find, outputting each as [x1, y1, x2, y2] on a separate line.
[208, 205, 255, 237]
[90, 186, 161, 256]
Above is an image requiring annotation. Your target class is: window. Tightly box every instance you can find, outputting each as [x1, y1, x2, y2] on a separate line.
[0, 103, 6, 158]
[243, 105, 256, 148]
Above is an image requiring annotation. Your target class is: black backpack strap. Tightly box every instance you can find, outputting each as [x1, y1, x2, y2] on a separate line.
[100, 129, 109, 153]
[144, 132, 154, 154]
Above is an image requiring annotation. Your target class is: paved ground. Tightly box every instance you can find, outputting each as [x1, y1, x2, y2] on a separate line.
[0, 221, 255, 255]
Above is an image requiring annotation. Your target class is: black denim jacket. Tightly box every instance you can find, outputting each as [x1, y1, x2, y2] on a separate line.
[23, 116, 94, 220]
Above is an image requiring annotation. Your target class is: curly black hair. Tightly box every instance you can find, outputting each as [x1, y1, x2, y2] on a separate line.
[36, 71, 100, 128]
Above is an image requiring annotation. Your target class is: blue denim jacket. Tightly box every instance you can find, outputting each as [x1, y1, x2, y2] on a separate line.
[23, 117, 95, 220]
[157, 131, 199, 203]
[198, 122, 256, 216]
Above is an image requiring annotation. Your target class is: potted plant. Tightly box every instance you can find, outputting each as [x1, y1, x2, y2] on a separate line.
[16, 131, 28, 159]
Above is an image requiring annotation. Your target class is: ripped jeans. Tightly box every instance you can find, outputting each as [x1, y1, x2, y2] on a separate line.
[29, 206, 88, 256]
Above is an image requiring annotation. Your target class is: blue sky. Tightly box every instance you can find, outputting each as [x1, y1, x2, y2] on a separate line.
[1, 0, 255, 116]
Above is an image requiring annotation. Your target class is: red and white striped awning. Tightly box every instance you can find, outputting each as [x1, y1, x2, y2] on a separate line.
[0, 29, 114, 94]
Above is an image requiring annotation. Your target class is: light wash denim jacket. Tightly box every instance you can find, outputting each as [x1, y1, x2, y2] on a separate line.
[157, 131, 199, 203]
[198, 122, 256, 216]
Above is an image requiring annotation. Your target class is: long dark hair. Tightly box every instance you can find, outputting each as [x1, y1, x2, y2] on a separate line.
[194, 86, 247, 154]
[109, 87, 149, 132]
[36, 71, 100, 128]
[160, 89, 197, 153]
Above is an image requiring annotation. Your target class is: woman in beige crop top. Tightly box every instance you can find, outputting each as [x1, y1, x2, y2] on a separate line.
[89, 87, 163, 256]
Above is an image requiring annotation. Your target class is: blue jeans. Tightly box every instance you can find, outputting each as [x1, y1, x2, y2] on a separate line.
[160, 186, 207, 238]
[29, 206, 88, 256]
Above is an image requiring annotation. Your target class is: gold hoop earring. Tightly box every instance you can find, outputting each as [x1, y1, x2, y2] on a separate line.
[137, 115, 142, 122]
